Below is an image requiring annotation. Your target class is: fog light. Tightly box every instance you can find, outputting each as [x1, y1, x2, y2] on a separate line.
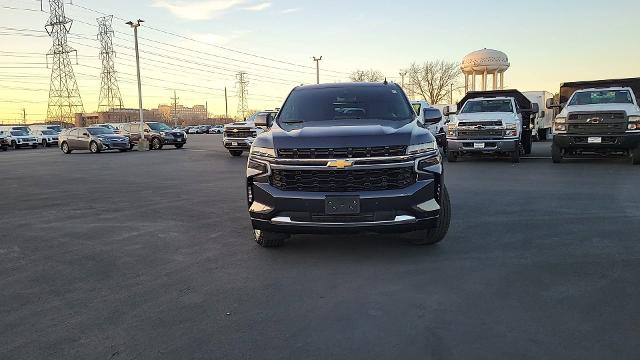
[247, 184, 254, 204]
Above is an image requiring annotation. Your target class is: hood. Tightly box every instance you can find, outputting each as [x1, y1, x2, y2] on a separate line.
[225, 122, 255, 129]
[560, 103, 640, 116]
[455, 112, 518, 123]
[254, 120, 431, 149]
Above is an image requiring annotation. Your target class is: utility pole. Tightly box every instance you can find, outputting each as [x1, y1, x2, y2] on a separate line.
[205, 101, 208, 122]
[399, 71, 407, 92]
[45, 0, 84, 125]
[450, 83, 453, 105]
[171, 90, 179, 127]
[224, 87, 228, 119]
[312, 56, 323, 84]
[97, 15, 123, 111]
[236, 72, 249, 119]
[22, 108, 26, 124]
[126, 19, 147, 151]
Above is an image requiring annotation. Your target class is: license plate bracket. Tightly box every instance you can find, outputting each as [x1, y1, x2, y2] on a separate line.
[325, 196, 360, 215]
[588, 137, 602, 144]
[474, 142, 485, 149]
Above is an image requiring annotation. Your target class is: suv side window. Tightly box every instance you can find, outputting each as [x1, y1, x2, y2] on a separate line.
[71, 129, 80, 137]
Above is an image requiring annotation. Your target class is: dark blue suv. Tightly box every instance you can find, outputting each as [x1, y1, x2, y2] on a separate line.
[246, 82, 451, 247]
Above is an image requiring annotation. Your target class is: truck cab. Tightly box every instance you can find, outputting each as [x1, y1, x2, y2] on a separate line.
[444, 90, 537, 163]
[223, 111, 276, 157]
[411, 100, 447, 151]
[548, 78, 640, 164]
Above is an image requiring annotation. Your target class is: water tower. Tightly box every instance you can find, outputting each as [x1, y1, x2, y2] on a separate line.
[461, 49, 510, 93]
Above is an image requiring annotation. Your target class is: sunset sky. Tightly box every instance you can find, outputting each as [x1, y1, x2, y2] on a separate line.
[1, 0, 639, 123]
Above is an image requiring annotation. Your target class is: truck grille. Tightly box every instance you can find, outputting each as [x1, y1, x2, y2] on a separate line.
[567, 123, 626, 134]
[270, 167, 415, 192]
[568, 112, 626, 121]
[225, 129, 255, 138]
[458, 121, 503, 127]
[277, 146, 407, 159]
[456, 129, 504, 139]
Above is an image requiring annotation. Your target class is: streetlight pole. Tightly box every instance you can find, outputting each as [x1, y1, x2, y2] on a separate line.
[126, 19, 148, 151]
[312, 56, 322, 84]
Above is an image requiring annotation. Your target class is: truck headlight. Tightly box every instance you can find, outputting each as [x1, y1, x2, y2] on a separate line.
[251, 146, 276, 158]
[247, 159, 270, 177]
[555, 124, 567, 132]
[628, 116, 640, 130]
[407, 142, 437, 155]
[555, 117, 566, 124]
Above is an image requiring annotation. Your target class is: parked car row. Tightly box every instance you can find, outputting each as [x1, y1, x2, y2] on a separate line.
[178, 125, 224, 134]
[0, 126, 59, 150]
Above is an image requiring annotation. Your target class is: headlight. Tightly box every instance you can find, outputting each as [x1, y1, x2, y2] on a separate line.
[247, 159, 269, 177]
[407, 142, 437, 155]
[251, 146, 276, 158]
[555, 117, 567, 124]
[160, 131, 167, 136]
[555, 124, 567, 132]
[505, 124, 517, 130]
[628, 116, 640, 130]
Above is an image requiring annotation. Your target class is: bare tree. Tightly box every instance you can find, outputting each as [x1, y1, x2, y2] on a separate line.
[406, 60, 462, 104]
[350, 69, 385, 83]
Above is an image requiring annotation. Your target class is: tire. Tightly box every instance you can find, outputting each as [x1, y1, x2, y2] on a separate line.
[89, 141, 100, 153]
[511, 141, 521, 163]
[552, 143, 563, 164]
[631, 147, 640, 165]
[1, 145, 7, 152]
[175, 144, 184, 149]
[229, 150, 243, 157]
[538, 129, 548, 141]
[11, 141, 18, 150]
[151, 137, 163, 150]
[42, 140, 48, 147]
[403, 185, 451, 246]
[61, 142, 72, 154]
[253, 229, 289, 248]
[523, 132, 532, 155]
[446, 151, 458, 162]
[118, 149, 128, 152]
[129, 143, 135, 150]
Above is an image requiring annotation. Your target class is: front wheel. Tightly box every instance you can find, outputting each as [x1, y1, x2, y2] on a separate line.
[42, 140, 48, 147]
[1, 145, 7, 152]
[253, 229, 289, 248]
[403, 185, 451, 246]
[229, 150, 243, 157]
[631, 147, 640, 165]
[89, 141, 100, 153]
[552, 143, 563, 164]
[11, 141, 18, 150]
[61, 142, 72, 154]
[446, 151, 458, 162]
[175, 144, 184, 149]
[150, 137, 163, 150]
[511, 141, 521, 163]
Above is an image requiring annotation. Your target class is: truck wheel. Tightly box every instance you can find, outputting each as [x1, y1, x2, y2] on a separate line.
[89, 141, 100, 153]
[511, 143, 521, 163]
[230, 150, 243, 157]
[446, 151, 458, 162]
[61, 142, 72, 154]
[552, 143, 563, 163]
[253, 229, 289, 248]
[523, 132, 532, 155]
[538, 129, 548, 141]
[404, 185, 451, 246]
[631, 147, 640, 165]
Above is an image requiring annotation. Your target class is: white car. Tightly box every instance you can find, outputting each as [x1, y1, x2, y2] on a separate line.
[188, 127, 201, 134]
[208, 126, 223, 134]
[34, 129, 60, 147]
[6, 130, 38, 149]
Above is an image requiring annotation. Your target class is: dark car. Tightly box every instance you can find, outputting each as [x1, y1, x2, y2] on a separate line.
[246, 82, 451, 247]
[118, 122, 187, 150]
[59, 127, 130, 154]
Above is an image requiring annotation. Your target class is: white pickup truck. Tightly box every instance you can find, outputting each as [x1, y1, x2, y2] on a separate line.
[443, 90, 537, 163]
[548, 78, 640, 164]
[223, 110, 276, 157]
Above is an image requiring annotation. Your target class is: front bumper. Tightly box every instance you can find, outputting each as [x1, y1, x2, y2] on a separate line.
[224, 137, 253, 150]
[99, 141, 130, 150]
[162, 136, 187, 145]
[15, 141, 38, 147]
[554, 133, 640, 151]
[249, 173, 442, 234]
[447, 138, 518, 153]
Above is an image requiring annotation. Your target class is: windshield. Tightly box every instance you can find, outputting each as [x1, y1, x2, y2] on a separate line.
[13, 127, 30, 133]
[148, 122, 173, 131]
[461, 99, 514, 113]
[278, 85, 414, 124]
[42, 130, 56, 135]
[49, 125, 62, 132]
[87, 128, 114, 135]
[98, 124, 115, 130]
[569, 90, 633, 105]
[11, 131, 27, 136]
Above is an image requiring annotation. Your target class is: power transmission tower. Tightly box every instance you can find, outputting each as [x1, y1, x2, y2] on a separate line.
[171, 90, 179, 127]
[97, 15, 123, 112]
[236, 72, 249, 119]
[45, 0, 84, 124]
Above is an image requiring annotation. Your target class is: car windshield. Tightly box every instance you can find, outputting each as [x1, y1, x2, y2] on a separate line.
[569, 90, 633, 105]
[11, 131, 27, 136]
[87, 128, 113, 135]
[49, 126, 62, 132]
[148, 123, 173, 131]
[99, 125, 115, 130]
[278, 85, 414, 124]
[42, 130, 56, 135]
[461, 99, 514, 113]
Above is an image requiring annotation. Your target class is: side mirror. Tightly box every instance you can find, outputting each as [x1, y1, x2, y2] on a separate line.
[546, 98, 560, 109]
[255, 113, 272, 127]
[442, 105, 455, 116]
[530, 103, 540, 114]
[423, 108, 443, 125]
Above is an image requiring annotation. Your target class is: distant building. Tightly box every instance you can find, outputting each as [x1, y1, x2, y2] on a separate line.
[151, 104, 207, 124]
[74, 108, 157, 127]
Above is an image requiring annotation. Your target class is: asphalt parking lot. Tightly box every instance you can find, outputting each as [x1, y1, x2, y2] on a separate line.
[2, 135, 639, 359]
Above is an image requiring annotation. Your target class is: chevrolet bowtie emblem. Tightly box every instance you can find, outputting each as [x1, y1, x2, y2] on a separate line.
[327, 160, 354, 169]
[232, 129, 239, 132]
